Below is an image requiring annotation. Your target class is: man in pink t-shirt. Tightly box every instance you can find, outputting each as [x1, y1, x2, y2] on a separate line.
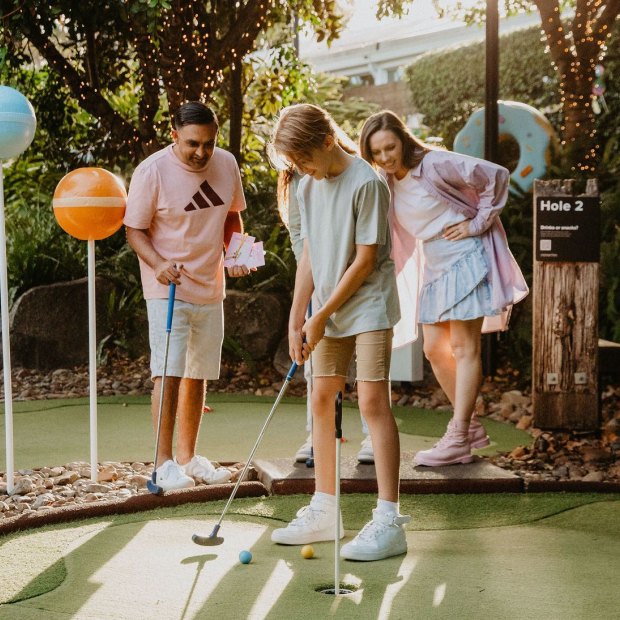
[124, 102, 249, 492]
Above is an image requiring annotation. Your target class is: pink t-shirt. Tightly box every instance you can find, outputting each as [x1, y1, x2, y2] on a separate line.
[124, 144, 246, 304]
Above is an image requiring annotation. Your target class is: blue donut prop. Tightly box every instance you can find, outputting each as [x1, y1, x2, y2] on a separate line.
[453, 100, 557, 193]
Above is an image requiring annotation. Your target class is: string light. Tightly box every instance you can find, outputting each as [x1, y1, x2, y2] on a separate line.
[540, 1, 616, 172]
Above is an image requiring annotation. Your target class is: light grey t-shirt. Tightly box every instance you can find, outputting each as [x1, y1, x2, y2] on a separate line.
[297, 156, 400, 337]
[287, 173, 304, 262]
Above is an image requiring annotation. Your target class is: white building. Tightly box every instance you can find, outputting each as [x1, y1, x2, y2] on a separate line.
[300, 2, 541, 87]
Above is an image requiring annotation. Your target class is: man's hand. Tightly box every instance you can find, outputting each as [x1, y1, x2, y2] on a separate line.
[155, 261, 182, 285]
[226, 264, 252, 278]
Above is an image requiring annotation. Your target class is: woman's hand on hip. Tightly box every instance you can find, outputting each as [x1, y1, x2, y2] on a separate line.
[443, 219, 473, 241]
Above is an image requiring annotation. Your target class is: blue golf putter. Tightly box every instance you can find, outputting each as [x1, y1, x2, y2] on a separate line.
[147, 282, 176, 495]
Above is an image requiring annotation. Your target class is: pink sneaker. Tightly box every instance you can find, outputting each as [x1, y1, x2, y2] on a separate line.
[415, 419, 473, 466]
[469, 416, 490, 449]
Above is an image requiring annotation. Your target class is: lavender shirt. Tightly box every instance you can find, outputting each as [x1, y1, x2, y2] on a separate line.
[388, 149, 529, 348]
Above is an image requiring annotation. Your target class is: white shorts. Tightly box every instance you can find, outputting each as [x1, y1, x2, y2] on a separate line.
[146, 298, 224, 380]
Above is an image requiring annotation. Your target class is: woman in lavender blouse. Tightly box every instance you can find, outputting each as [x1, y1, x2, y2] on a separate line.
[360, 110, 528, 467]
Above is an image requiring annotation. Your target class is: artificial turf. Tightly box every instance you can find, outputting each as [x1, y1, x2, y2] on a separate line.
[0, 395, 529, 470]
[0, 493, 620, 619]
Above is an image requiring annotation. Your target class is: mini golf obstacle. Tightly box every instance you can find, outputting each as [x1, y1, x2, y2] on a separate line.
[53, 167, 127, 482]
[0, 86, 37, 494]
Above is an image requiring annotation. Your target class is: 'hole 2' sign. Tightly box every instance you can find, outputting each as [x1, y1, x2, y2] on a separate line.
[535, 196, 600, 262]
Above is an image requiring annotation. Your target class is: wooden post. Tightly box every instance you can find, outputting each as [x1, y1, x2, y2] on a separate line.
[532, 179, 599, 430]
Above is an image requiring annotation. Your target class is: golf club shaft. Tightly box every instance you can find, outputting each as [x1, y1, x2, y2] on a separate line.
[335, 437, 341, 596]
[212, 360, 299, 530]
[152, 282, 176, 473]
[335, 391, 343, 596]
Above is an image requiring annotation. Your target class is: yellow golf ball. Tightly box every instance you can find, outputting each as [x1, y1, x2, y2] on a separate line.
[301, 544, 315, 559]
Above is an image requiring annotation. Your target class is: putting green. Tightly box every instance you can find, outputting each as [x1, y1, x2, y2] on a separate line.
[1, 494, 619, 619]
[0, 395, 529, 470]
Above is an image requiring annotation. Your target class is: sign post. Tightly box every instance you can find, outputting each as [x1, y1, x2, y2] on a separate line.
[532, 179, 599, 430]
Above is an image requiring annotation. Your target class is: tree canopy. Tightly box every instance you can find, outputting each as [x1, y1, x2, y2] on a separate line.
[0, 1, 343, 163]
[377, 0, 620, 171]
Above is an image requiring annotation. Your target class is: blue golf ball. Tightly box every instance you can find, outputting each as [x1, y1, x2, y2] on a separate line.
[239, 550, 252, 564]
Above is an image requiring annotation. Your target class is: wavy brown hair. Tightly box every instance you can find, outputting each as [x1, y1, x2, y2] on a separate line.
[360, 110, 433, 172]
[269, 104, 357, 227]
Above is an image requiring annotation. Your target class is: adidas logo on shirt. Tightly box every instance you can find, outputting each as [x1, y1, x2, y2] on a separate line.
[184, 180, 225, 211]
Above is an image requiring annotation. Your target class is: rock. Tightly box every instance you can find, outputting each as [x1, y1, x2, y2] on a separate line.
[32, 493, 55, 510]
[224, 290, 288, 360]
[55, 471, 80, 485]
[581, 470, 604, 482]
[8, 277, 115, 370]
[516, 414, 533, 430]
[9, 477, 34, 496]
[397, 394, 409, 407]
[98, 466, 118, 482]
[582, 447, 612, 463]
[501, 390, 530, 408]
[84, 483, 112, 494]
[509, 446, 528, 459]
[128, 475, 150, 488]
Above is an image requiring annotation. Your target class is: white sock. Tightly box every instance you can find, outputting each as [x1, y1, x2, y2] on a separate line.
[376, 499, 399, 516]
[312, 491, 336, 509]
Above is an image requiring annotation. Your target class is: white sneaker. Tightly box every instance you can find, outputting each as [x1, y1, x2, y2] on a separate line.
[357, 435, 374, 464]
[155, 459, 195, 492]
[178, 455, 232, 485]
[295, 435, 313, 463]
[272, 502, 344, 545]
[340, 509, 410, 561]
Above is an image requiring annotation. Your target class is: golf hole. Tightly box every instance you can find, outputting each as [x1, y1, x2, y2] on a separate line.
[316, 583, 358, 596]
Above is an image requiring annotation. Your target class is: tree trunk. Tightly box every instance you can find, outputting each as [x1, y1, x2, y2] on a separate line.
[532, 179, 600, 430]
[228, 62, 244, 163]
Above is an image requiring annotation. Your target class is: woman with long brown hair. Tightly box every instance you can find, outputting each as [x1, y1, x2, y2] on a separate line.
[360, 110, 528, 467]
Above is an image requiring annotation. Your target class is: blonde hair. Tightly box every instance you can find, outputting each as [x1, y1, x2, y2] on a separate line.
[269, 104, 357, 224]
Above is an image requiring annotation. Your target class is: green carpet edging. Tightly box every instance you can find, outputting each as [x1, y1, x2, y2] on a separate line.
[1, 493, 618, 605]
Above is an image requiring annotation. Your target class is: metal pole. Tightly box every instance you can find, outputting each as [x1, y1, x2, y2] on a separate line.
[483, 0, 499, 376]
[0, 164, 14, 493]
[88, 239, 98, 481]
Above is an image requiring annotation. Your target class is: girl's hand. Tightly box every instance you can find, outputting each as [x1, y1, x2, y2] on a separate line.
[443, 219, 473, 241]
[289, 325, 311, 365]
[302, 314, 326, 352]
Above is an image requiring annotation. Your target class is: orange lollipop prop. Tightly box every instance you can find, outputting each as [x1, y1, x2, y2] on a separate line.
[52, 167, 127, 482]
[53, 167, 126, 240]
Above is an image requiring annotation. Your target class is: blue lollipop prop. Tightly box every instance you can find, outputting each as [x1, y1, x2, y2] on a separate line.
[0, 86, 37, 494]
[0, 86, 37, 158]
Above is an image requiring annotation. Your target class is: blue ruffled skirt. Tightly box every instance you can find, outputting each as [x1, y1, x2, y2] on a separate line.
[419, 236, 499, 324]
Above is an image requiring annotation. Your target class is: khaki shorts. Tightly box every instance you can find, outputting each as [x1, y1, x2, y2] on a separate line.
[311, 329, 393, 381]
[146, 298, 223, 380]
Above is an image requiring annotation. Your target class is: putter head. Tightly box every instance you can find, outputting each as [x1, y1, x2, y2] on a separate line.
[147, 472, 164, 495]
[305, 457, 315, 468]
[192, 532, 224, 546]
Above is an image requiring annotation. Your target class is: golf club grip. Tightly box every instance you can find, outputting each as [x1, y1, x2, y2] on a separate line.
[286, 360, 299, 381]
[335, 391, 342, 439]
[166, 282, 176, 332]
